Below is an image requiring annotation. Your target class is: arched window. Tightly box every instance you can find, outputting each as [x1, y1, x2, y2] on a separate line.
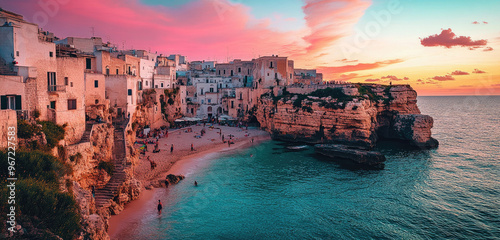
[207, 106, 213, 112]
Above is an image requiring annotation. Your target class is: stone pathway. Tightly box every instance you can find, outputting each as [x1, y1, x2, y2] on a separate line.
[94, 119, 128, 208]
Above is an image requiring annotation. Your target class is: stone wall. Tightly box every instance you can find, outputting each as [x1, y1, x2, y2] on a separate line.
[0, 110, 17, 149]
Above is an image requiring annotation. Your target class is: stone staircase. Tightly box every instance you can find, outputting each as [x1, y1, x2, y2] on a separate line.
[79, 123, 93, 143]
[94, 120, 128, 208]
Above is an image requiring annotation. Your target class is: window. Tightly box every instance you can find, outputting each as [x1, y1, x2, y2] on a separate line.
[0, 95, 21, 110]
[239, 93, 242, 100]
[161, 83, 164, 88]
[208, 99, 211, 103]
[86, 58, 91, 69]
[270, 61, 273, 68]
[70, 82, 73, 87]
[138, 81, 143, 91]
[116, 69, 119, 74]
[201, 89, 204, 95]
[106, 67, 110, 75]
[128, 89, 132, 96]
[16, 51, 19, 57]
[231, 101, 234, 109]
[50, 101, 56, 109]
[94, 80, 99, 88]
[145, 81, 148, 86]
[210, 88, 214, 93]
[49, 52, 53, 57]
[95, 99, 99, 104]
[275, 73, 278, 79]
[223, 70, 226, 75]
[238, 67, 241, 73]
[248, 69, 250, 74]
[267, 73, 269, 76]
[68, 99, 77, 110]
[201, 99, 204, 104]
[65, 77, 68, 86]
[47, 72, 56, 91]
[231, 70, 233, 76]
[219, 70, 221, 75]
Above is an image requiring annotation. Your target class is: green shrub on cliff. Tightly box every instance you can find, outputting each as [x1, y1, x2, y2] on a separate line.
[38, 121, 65, 149]
[310, 87, 352, 101]
[0, 150, 79, 239]
[97, 161, 115, 175]
[17, 119, 41, 139]
[0, 150, 70, 185]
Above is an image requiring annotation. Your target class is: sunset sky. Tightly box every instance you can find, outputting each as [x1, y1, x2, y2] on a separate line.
[3, 0, 499, 95]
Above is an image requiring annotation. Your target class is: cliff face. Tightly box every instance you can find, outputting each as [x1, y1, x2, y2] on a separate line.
[256, 84, 437, 149]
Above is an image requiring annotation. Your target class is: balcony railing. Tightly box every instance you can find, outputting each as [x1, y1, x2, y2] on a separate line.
[16, 110, 29, 120]
[48, 85, 66, 92]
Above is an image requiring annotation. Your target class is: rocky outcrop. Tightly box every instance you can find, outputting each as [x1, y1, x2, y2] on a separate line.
[256, 84, 438, 149]
[315, 144, 386, 168]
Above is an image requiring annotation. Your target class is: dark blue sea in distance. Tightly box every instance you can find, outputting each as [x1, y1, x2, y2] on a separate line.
[120, 96, 500, 240]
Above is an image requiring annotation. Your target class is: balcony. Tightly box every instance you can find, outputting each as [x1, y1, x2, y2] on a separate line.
[16, 110, 29, 120]
[48, 85, 66, 92]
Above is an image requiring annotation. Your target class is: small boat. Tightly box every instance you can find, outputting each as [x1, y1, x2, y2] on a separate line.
[286, 145, 308, 150]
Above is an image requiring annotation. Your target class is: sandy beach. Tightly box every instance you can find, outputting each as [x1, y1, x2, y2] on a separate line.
[108, 124, 270, 238]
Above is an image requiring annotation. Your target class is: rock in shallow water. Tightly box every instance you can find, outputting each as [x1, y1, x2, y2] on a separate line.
[314, 144, 386, 168]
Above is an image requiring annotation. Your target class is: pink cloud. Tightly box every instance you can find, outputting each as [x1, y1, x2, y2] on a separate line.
[432, 75, 455, 81]
[450, 70, 470, 75]
[337, 73, 372, 81]
[301, 0, 371, 55]
[483, 47, 494, 51]
[472, 21, 480, 24]
[365, 78, 380, 82]
[318, 59, 404, 77]
[491, 84, 500, 87]
[483, 21, 488, 24]
[381, 75, 402, 81]
[1, 0, 310, 61]
[459, 85, 473, 88]
[473, 69, 486, 74]
[420, 28, 488, 49]
[337, 58, 358, 63]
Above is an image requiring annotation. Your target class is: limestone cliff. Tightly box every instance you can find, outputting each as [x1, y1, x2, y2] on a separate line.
[256, 84, 438, 149]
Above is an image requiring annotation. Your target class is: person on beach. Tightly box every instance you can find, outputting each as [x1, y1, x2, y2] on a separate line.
[228, 141, 231, 147]
[191, 143, 194, 151]
[171, 144, 174, 153]
[157, 200, 163, 214]
[222, 135, 224, 142]
[194, 181, 198, 186]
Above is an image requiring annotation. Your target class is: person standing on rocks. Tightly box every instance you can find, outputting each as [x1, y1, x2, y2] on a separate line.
[171, 144, 174, 153]
[157, 200, 163, 214]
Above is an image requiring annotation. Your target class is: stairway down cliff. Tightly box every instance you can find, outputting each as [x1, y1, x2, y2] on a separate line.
[256, 84, 438, 149]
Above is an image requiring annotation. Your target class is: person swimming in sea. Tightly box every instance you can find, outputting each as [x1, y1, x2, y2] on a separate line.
[194, 181, 198, 187]
[157, 200, 163, 214]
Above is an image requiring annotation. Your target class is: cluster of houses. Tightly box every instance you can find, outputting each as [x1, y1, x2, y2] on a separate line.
[0, 8, 324, 146]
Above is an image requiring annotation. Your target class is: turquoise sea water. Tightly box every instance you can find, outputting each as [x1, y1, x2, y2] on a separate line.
[119, 96, 500, 239]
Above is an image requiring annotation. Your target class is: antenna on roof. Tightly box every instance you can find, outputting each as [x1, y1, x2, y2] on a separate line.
[91, 27, 95, 37]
